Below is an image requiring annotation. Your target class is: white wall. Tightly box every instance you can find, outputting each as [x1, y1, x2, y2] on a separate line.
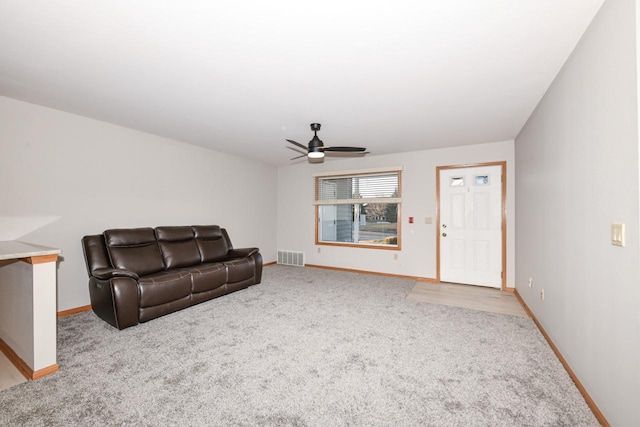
[515, 0, 640, 425]
[277, 140, 515, 284]
[0, 96, 278, 311]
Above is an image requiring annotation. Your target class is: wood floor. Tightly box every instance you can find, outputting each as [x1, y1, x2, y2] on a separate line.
[0, 350, 26, 392]
[408, 281, 529, 318]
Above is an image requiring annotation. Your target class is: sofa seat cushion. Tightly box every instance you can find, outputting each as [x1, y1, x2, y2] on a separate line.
[138, 270, 191, 308]
[224, 258, 254, 283]
[188, 263, 227, 293]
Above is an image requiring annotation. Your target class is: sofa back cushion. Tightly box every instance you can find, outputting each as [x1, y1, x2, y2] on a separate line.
[82, 234, 112, 276]
[193, 225, 229, 262]
[104, 228, 165, 276]
[155, 226, 202, 269]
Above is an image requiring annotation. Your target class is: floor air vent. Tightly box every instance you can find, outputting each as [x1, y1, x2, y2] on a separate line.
[277, 250, 305, 267]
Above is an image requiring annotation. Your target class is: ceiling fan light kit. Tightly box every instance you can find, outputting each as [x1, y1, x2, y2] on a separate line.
[286, 123, 367, 162]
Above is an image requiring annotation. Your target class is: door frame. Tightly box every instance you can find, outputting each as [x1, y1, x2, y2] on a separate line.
[436, 161, 507, 290]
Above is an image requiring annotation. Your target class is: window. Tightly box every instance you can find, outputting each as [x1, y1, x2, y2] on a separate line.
[314, 168, 402, 249]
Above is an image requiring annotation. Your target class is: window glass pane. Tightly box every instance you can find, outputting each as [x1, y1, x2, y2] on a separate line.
[318, 173, 399, 201]
[359, 203, 398, 245]
[353, 174, 399, 199]
[335, 204, 354, 242]
[318, 177, 353, 200]
[319, 205, 354, 243]
[318, 203, 398, 246]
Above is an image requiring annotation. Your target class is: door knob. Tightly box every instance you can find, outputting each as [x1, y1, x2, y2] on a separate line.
[442, 233, 447, 237]
[442, 224, 447, 228]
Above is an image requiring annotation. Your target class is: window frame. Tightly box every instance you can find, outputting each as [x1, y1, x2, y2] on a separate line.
[313, 167, 402, 250]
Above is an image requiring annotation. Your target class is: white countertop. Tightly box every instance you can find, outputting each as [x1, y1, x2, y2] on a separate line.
[0, 241, 61, 261]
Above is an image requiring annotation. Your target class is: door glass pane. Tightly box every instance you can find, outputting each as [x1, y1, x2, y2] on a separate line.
[474, 175, 489, 185]
[450, 177, 464, 187]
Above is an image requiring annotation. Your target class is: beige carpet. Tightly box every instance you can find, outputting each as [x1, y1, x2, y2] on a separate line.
[408, 281, 529, 318]
[0, 266, 598, 426]
[0, 279, 528, 395]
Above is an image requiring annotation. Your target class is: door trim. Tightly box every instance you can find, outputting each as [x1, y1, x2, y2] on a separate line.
[436, 161, 507, 290]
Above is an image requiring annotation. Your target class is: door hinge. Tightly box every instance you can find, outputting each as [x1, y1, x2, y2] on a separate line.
[501, 271, 504, 279]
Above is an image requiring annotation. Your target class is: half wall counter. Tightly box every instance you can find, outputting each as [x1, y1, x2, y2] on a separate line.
[0, 241, 61, 379]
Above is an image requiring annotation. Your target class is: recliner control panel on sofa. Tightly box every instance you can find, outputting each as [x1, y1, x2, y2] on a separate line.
[82, 225, 262, 329]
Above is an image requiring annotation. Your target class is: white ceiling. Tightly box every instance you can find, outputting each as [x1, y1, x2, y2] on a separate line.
[0, 1, 604, 167]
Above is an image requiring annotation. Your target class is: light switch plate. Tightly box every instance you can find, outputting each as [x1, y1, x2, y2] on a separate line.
[611, 223, 625, 247]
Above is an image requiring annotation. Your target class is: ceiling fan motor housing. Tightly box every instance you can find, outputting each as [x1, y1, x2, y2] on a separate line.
[309, 135, 323, 149]
[308, 123, 324, 158]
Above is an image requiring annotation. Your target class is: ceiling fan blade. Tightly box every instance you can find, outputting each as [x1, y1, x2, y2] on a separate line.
[286, 139, 308, 151]
[286, 145, 307, 155]
[324, 146, 367, 152]
[325, 150, 370, 157]
[290, 153, 308, 160]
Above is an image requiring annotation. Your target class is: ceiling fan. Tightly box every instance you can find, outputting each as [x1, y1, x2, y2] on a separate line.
[286, 123, 367, 161]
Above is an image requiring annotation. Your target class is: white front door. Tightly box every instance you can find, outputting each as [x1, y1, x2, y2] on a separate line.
[439, 165, 502, 288]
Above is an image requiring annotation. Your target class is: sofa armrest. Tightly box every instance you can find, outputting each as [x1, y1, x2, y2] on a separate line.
[92, 268, 139, 280]
[228, 248, 262, 285]
[89, 276, 140, 330]
[227, 247, 259, 259]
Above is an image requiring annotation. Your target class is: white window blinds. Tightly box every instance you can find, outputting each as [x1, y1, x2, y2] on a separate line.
[314, 170, 402, 205]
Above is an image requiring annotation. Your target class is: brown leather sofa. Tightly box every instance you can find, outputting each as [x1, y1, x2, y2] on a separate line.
[82, 225, 262, 329]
